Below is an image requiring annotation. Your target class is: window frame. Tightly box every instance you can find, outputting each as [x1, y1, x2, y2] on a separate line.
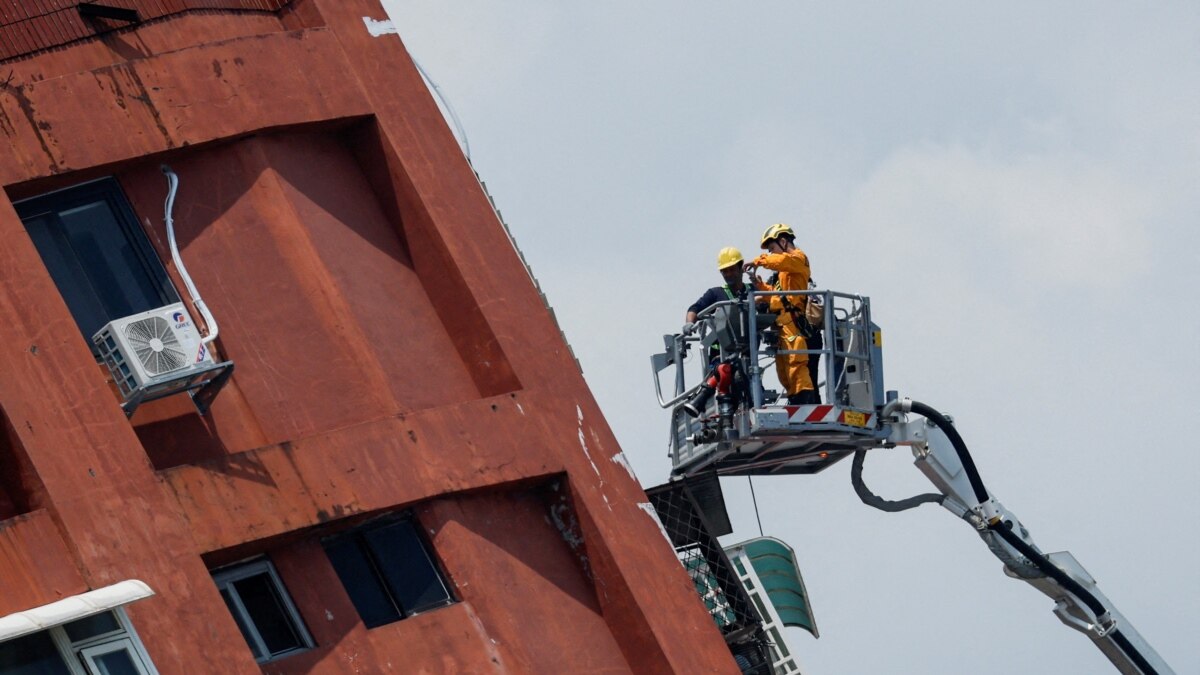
[58, 608, 158, 675]
[13, 177, 180, 348]
[77, 637, 149, 675]
[211, 558, 314, 664]
[0, 607, 159, 675]
[322, 514, 456, 630]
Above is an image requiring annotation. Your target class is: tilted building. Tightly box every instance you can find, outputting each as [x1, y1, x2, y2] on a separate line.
[0, 1, 745, 672]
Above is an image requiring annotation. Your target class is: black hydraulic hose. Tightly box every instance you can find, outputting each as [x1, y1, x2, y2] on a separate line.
[988, 520, 1158, 675]
[902, 401, 1158, 673]
[903, 402, 1112, 623]
[1111, 631, 1160, 675]
[908, 400, 990, 505]
[989, 520, 1104, 615]
[851, 449, 944, 512]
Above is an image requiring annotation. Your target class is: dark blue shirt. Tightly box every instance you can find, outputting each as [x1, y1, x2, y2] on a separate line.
[687, 284, 747, 315]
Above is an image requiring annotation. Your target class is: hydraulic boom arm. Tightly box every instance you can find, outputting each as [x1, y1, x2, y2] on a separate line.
[866, 397, 1174, 675]
[650, 288, 1172, 672]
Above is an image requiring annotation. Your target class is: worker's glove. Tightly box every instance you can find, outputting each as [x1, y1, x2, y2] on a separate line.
[682, 322, 697, 335]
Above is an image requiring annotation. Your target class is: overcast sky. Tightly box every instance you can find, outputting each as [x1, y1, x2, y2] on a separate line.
[382, 3, 1197, 673]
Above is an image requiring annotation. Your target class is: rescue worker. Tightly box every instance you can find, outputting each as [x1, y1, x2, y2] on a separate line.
[681, 247, 752, 418]
[746, 223, 820, 405]
[683, 246, 749, 329]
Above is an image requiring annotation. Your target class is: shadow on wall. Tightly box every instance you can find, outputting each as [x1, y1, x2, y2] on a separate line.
[105, 120, 520, 467]
[420, 480, 636, 672]
[0, 405, 47, 520]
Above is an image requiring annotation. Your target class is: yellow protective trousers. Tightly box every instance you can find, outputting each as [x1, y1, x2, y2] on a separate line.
[776, 330, 813, 395]
[752, 247, 815, 396]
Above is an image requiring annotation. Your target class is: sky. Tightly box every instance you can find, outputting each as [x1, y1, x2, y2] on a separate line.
[381, 3, 1198, 673]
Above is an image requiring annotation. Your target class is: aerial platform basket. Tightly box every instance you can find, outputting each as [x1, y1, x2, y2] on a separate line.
[653, 290, 887, 477]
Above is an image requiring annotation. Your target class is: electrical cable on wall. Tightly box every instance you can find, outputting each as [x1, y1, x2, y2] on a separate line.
[162, 165, 219, 345]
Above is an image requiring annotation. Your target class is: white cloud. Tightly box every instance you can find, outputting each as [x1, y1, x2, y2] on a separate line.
[850, 143, 1154, 294]
[381, 2, 561, 111]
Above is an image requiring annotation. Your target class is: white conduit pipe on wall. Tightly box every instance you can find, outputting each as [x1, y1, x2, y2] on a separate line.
[161, 165, 219, 345]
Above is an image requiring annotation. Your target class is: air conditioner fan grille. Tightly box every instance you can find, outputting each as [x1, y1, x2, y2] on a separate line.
[124, 316, 188, 375]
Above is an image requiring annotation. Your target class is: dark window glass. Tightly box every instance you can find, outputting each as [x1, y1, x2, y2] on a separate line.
[90, 649, 140, 675]
[364, 521, 452, 614]
[231, 574, 304, 656]
[323, 537, 401, 628]
[211, 560, 311, 663]
[15, 179, 177, 342]
[0, 631, 71, 675]
[323, 517, 453, 629]
[61, 611, 121, 643]
[220, 588, 264, 660]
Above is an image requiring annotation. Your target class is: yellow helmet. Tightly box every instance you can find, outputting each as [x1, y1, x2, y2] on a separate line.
[760, 223, 795, 248]
[717, 246, 744, 270]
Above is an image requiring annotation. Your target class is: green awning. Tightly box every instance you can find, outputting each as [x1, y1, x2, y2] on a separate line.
[729, 537, 818, 638]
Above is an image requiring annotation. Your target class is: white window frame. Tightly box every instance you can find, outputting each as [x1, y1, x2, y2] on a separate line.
[17, 607, 160, 675]
[211, 558, 313, 663]
[78, 637, 150, 675]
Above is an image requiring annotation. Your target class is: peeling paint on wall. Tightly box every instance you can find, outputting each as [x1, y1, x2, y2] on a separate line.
[362, 17, 398, 37]
[575, 405, 601, 480]
[548, 482, 592, 580]
[611, 451, 639, 483]
[639, 502, 673, 546]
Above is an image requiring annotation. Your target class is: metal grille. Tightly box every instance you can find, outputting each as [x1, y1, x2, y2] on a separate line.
[645, 476, 776, 674]
[125, 315, 187, 375]
[0, 1, 295, 63]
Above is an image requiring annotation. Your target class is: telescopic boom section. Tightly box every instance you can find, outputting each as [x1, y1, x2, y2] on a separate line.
[872, 398, 1174, 675]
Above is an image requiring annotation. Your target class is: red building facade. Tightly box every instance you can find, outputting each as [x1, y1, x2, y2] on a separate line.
[0, 1, 737, 672]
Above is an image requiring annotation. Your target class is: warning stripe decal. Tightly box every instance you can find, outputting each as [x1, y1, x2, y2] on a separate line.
[785, 404, 873, 428]
[805, 405, 833, 422]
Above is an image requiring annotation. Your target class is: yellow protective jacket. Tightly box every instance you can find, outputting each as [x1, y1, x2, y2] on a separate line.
[752, 248, 811, 335]
[752, 247, 814, 395]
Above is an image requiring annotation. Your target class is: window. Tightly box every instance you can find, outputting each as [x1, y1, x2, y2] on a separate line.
[0, 608, 158, 675]
[323, 517, 454, 628]
[14, 178, 178, 345]
[211, 559, 312, 663]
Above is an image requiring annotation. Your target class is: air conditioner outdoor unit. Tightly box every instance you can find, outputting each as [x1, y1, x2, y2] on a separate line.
[93, 302, 224, 412]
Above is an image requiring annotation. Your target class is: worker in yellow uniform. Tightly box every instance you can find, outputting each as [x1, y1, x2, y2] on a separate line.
[747, 223, 820, 405]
